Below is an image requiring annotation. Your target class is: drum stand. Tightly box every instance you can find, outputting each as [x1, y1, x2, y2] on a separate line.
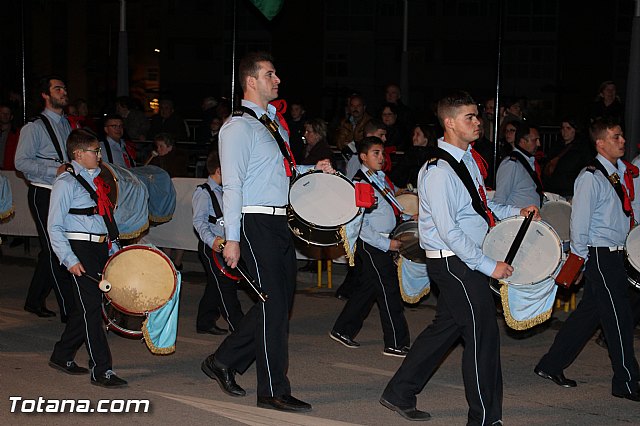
[316, 260, 333, 289]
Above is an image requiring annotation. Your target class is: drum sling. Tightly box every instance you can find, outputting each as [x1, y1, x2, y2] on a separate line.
[508, 150, 544, 206]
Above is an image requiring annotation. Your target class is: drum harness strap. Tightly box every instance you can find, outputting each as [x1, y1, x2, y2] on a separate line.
[30, 114, 67, 166]
[65, 165, 121, 248]
[587, 158, 637, 229]
[102, 138, 136, 167]
[508, 150, 544, 206]
[353, 169, 402, 220]
[425, 147, 497, 228]
[198, 183, 223, 224]
[233, 106, 297, 182]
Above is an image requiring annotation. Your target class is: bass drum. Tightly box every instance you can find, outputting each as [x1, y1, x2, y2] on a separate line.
[625, 225, 640, 289]
[101, 301, 144, 338]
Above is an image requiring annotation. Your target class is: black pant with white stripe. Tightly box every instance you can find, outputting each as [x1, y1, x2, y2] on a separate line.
[51, 240, 112, 379]
[383, 255, 502, 426]
[214, 214, 297, 398]
[196, 240, 244, 332]
[537, 247, 639, 395]
[333, 239, 409, 349]
[25, 185, 75, 318]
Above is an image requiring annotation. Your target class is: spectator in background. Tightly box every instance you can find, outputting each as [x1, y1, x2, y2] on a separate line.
[147, 99, 189, 141]
[286, 100, 307, 162]
[116, 96, 149, 141]
[381, 103, 409, 151]
[301, 118, 333, 166]
[201, 96, 218, 125]
[333, 94, 372, 150]
[390, 124, 436, 189]
[501, 97, 524, 125]
[379, 83, 414, 134]
[497, 120, 520, 165]
[590, 80, 624, 125]
[215, 97, 232, 123]
[198, 116, 223, 149]
[482, 97, 497, 143]
[148, 132, 189, 177]
[0, 103, 20, 170]
[543, 118, 594, 199]
[100, 114, 136, 168]
[74, 98, 98, 132]
[473, 116, 497, 188]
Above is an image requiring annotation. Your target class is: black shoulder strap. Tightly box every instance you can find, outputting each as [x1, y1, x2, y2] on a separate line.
[35, 114, 65, 162]
[236, 105, 297, 180]
[198, 183, 223, 221]
[430, 147, 495, 227]
[102, 139, 114, 163]
[64, 165, 121, 242]
[509, 151, 544, 206]
[590, 158, 631, 217]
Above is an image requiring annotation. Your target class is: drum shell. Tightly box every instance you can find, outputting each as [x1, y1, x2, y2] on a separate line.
[624, 226, 640, 289]
[101, 300, 144, 338]
[288, 209, 343, 247]
[540, 199, 571, 251]
[391, 220, 426, 264]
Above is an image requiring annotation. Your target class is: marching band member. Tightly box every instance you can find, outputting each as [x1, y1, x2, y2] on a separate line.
[330, 136, 410, 357]
[381, 91, 538, 424]
[535, 118, 640, 402]
[192, 150, 243, 335]
[48, 129, 126, 388]
[200, 51, 333, 412]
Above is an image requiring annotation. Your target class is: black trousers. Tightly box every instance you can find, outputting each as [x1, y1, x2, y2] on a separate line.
[383, 256, 502, 426]
[25, 185, 75, 318]
[333, 240, 409, 349]
[197, 239, 244, 332]
[214, 214, 297, 398]
[51, 240, 112, 379]
[537, 247, 639, 395]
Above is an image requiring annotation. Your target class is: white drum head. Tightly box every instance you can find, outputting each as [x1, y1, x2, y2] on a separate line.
[396, 193, 419, 216]
[626, 226, 640, 272]
[482, 216, 562, 285]
[540, 200, 572, 242]
[289, 172, 358, 227]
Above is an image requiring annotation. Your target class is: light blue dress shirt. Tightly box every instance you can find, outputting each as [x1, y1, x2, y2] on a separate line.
[570, 153, 633, 260]
[493, 146, 541, 208]
[192, 177, 225, 249]
[100, 137, 132, 168]
[15, 108, 72, 186]
[357, 165, 397, 251]
[417, 138, 520, 276]
[219, 100, 314, 241]
[48, 161, 108, 268]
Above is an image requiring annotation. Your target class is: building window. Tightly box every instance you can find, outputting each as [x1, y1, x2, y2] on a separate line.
[505, 0, 558, 33]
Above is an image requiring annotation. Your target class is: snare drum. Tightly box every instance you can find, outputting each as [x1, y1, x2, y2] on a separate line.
[483, 216, 563, 290]
[391, 220, 426, 264]
[396, 193, 419, 216]
[101, 245, 177, 337]
[540, 200, 572, 250]
[625, 226, 640, 289]
[288, 171, 359, 246]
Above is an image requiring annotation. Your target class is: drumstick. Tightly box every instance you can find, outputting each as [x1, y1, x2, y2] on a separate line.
[489, 211, 534, 290]
[82, 272, 112, 292]
[217, 241, 269, 302]
[143, 150, 159, 166]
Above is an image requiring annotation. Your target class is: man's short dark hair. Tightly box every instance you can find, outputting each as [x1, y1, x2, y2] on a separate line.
[437, 91, 476, 127]
[590, 117, 620, 145]
[154, 132, 175, 148]
[103, 114, 123, 125]
[238, 51, 274, 92]
[67, 129, 98, 159]
[38, 74, 65, 97]
[364, 119, 385, 134]
[207, 150, 221, 174]
[515, 123, 538, 148]
[357, 136, 384, 159]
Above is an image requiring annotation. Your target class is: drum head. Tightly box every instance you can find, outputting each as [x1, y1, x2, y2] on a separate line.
[482, 216, 562, 285]
[540, 200, 571, 242]
[103, 245, 177, 314]
[626, 226, 640, 273]
[99, 163, 119, 207]
[289, 172, 358, 227]
[391, 220, 426, 264]
[396, 193, 419, 216]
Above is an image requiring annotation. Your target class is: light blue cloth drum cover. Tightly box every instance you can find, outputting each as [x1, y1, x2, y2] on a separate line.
[100, 162, 149, 239]
[397, 256, 430, 303]
[130, 165, 177, 224]
[142, 272, 181, 355]
[0, 174, 13, 220]
[483, 216, 562, 330]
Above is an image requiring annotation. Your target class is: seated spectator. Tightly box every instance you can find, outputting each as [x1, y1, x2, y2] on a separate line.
[198, 116, 223, 148]
[333, 94, 372, 150]
[100, 114, 136, 168]
[301, 118, 333, 166]
[147, 133, 189, 177]
[496, 120, 520, 165]
[589, 80, 624, 125]
[75, 98, 98, 132]
[390, 124, 436, 189]
[381, 102, 410, 151]
[116, 96, 149, 141]
[287, 100, 307, 162]
[377, 83, 414, 134]
[543, 117, 594, 199]
[147, 99, 188, 141]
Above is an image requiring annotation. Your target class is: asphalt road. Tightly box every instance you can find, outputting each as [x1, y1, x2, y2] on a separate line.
[1, 240, 639, 425]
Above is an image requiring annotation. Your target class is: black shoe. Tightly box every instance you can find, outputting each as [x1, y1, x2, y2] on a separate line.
[201, 355, 246, 397]
[24, 305, 56, 318]
[534, 366, 577, 388]
[612, 390, 640, 401]
[91, 370, 128, 388]
[9, 237, 24, 248]
[49, 359, 89, 375]
[329, 330, 360, 348]
[257, 395, 312, 412]
[197, 325, 228, 335]
[383, 346, 409, 358]
[379, 397, 431, 421]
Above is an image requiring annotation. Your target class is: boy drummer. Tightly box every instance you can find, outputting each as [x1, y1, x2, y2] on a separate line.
[48, 128, 127, 388]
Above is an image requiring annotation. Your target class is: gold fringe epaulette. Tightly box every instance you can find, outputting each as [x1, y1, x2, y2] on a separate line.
[142, 318, 175, 355]
[340, 225, 356, 266]
[500, 284, 553, 330]
[397, 257, 430, 304]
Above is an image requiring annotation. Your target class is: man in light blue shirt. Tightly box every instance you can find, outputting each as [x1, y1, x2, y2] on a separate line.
[382, 91, 538, 424]
[15, 75, 74, 321]
[201, 52, 333, 413]
[100, 115, 136, 168]
[535, 118, 640, 402]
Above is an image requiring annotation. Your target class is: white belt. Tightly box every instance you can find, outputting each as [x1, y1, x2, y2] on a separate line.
[241, 206, 287, 216]
[65, 232, 107, 243]
[425, 249, 455, 259]
[30, 182, 53, 190]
